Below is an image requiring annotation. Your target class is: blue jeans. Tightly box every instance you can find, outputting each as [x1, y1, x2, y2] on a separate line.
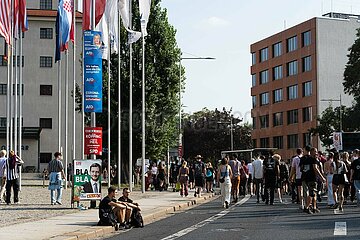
[353, 180, 360, 204]
[51, 188, 62, 203]
[327, 174, 335, 205]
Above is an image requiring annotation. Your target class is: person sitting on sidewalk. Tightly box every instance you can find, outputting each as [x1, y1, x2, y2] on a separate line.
[118, 188, 143, 228]
[98, 186, 131, 230]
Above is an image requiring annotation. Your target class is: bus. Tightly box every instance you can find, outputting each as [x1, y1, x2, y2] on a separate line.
[220, 148, 277, 163]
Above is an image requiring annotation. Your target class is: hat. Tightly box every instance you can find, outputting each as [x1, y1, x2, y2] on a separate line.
[195, 155, 203, 159]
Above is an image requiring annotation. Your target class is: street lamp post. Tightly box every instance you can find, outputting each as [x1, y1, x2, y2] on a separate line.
[178, 56, 215, 158]
[218, 117, 234, 151]
[320, 94, 343, 131]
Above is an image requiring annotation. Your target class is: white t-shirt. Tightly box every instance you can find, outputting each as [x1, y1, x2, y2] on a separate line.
[291, 155, 302, 179]
[247, 163, 254, 176]
[252, 159, 263, 179]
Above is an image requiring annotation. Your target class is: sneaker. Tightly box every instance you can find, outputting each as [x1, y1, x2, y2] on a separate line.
[225, 201, 229, 209]
[338, 207, 343, 212]
[332, 203, 339, 209]
[304, 208, 313, 214]
[312, 208, 320, 213]
[119, 223, 131, 229]
[115, 223, 119, 231]
[56, 201, 62, 205]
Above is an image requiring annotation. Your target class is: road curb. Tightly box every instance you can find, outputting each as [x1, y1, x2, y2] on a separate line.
[63, 193, 217, 240]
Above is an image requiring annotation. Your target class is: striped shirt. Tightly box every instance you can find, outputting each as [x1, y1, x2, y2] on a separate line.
[0, 157, 7, 177]
[5, 157, 21, 180]
[48, 159, 64, 173]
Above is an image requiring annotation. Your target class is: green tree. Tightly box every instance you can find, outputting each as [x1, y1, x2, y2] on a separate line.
[183, 108, 252, 162]
[93, 0, 183, 181]
[344, 28, 360, 100]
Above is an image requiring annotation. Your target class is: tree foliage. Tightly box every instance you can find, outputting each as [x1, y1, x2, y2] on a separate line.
[183, 108, 252, 162]
[344, 28, 360, 100]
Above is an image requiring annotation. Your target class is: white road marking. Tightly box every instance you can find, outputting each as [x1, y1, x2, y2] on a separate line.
[334, 222, 347, 236]
[161, 196, 250, 240]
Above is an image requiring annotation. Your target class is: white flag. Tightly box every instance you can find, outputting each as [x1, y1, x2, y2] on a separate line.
[119, 0, 141, 44]
[139, 0, 151, 36]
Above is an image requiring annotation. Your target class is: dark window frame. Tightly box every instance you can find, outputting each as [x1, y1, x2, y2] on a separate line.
[39, 118, 52, 129]
[40, 85, 53, 96]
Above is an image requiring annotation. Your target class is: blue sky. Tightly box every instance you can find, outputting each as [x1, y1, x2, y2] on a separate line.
[160, 0, 360, 122]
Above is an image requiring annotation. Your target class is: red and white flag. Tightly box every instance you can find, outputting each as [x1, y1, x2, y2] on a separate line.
[82, 0, 106, 31]
[0, 0, 11, 45]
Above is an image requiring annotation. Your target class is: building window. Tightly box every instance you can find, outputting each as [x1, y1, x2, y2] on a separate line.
[40, 85, 53, 96]
[251, 52, 256, 65]
[273, 88, 283, 103]
[303, 107, 312, 122]
[12, 56, 24, 67]
[303, 133, 311, 147]
[252, 117, 256, 129]
[252, 74, 256, 87]
[273, 136, 283, 149]
[40, 28, 53, 39]
[0, 84, 6, 95]
[287, 36, 297, 52]
[287, 60, 298, 76]
[252, 96, 256, 108]
[288, 134, 299, 149]
[40, 0, 52, 10]
[260, 138, 270, 148]
[287, 109, 299, 125]
[287, 85, 298, 100]
[273, 65, 283, 80]
[40, 153, 52, 163]
[260, 47, 268, 62]
[260, 115, 269, 129]
[252, 139, 257, 148]
[12, 84, 24, 95]
[303, 81, 312, 97]
[0, 55, 8, 66]
[40, 56, 53, 68]
[273, 112, 283, 126]
[302, 56, 311, 72]
[260, 70, 269, 84]
[40, 118, 52, 129]
[302, 31, 311, 47]
[260, 92, 269, 106]
[273, 42, 282, 58]
[0, 117, 6, 127]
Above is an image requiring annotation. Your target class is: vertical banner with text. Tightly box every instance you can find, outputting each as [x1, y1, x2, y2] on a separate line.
[84, 127, 103, 155]
[84, 30, 103, 112]
[73, 159, 102, 202]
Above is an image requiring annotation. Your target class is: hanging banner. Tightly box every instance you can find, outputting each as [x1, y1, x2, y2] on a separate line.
[73, 159, 102, 202]
[84, 127, 103, 155]
[333, 132, 343, 151]
[84, 30, 103, 112]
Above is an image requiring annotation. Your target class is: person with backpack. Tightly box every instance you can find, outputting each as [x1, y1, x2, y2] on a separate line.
[193, 155, 206, 197]
[278, 158, 289, 203]
[98, 186, 130, 230]
[118, 188, 144, 228]
[263, 152, 280, 205]
[205, 162, 214, 193]
[217, 157, 233, 208]
[229, 155, 241, 202]
[331, 152, 348, 212]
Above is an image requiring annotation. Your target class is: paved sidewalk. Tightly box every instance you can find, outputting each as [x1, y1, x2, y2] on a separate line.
[0, 189, 217, 240]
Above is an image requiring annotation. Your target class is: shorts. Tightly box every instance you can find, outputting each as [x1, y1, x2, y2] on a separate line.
[332, 174, 346, 186]
[295, 179, 302, 187]
[303, 181, 317, 197]
[247, 174, 253, 183]
[231, 176, 240, 193]
[194, 175, 204, 187]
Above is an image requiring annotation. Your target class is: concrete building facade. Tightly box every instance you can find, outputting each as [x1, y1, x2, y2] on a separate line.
[250, 13, 359, 160]
[0, 0, 83, 172]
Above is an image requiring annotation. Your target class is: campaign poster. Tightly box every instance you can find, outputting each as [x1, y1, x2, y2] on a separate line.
[84, 30, 103, 113]
[333, 132, 343, 151]
[84, 127, 103, 155]
[73, 159, 102, 202]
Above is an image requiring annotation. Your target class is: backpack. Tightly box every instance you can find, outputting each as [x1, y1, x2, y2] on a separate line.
[98, 208, 117, 227]
[194, 162, 204, 176]
[206, 168, 212, 177]
[130, 208, 144, 228]
[280, 164, 289, 179]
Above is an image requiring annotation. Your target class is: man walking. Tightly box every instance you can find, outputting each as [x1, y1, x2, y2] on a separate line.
[5, 150, 24, 205]
[229, 154, 241, 203]
[324, 152, 335, 207]
[193, 155, 205, 197]
[290, 148, 304, 209]
[350, 149, 360, 206]
[0, 150, 7, 202]
[263, 153, 280, 205]
[48, 152, 65, 205]
[252, 155, 264, 203]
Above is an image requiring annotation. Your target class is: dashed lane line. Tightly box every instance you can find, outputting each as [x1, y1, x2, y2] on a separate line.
[160, 195, 250, 240]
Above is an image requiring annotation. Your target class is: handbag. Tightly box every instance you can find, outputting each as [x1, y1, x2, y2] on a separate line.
[219, 177, 225, 183]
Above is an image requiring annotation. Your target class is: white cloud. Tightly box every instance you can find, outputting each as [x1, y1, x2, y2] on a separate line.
[197, 16, 231, 29]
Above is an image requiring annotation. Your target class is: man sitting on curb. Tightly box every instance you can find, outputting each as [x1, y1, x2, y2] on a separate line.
[118, 188, 143, 228]
[98, 186, 131, 230]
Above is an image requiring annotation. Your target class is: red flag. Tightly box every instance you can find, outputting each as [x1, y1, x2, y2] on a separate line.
[19, 0, 28, 32]
[82, 0, 106, 30]
[0, 0, 11, 45]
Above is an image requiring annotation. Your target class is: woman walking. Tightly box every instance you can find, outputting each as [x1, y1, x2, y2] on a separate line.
[178, 161, 189, 197]
[205, 162, 214, 193]
[217, 157, 233, 208]
[332, 153, 348, 211]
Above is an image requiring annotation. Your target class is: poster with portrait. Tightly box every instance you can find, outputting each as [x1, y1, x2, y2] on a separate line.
[73, 159, 102, 202]
[333, 132, 343, 151]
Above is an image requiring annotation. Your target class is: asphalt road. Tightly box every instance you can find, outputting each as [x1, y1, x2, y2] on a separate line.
[104, 194, 360, 240]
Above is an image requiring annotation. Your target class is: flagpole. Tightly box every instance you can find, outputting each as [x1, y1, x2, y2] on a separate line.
[117, 6, 121, 189]
[14, 37, 18, 155]
[65, 50, 69, 189]
[19, 21, 23, 165]
[58, 59, 62, 151]
[89, 0, 96, 161]
[9, 0, 14, 151]
[141, 34, 145, 193]
[107, 24, 111, 189]
[129, 0, 133, 192]
[6, 42, 10, 154]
